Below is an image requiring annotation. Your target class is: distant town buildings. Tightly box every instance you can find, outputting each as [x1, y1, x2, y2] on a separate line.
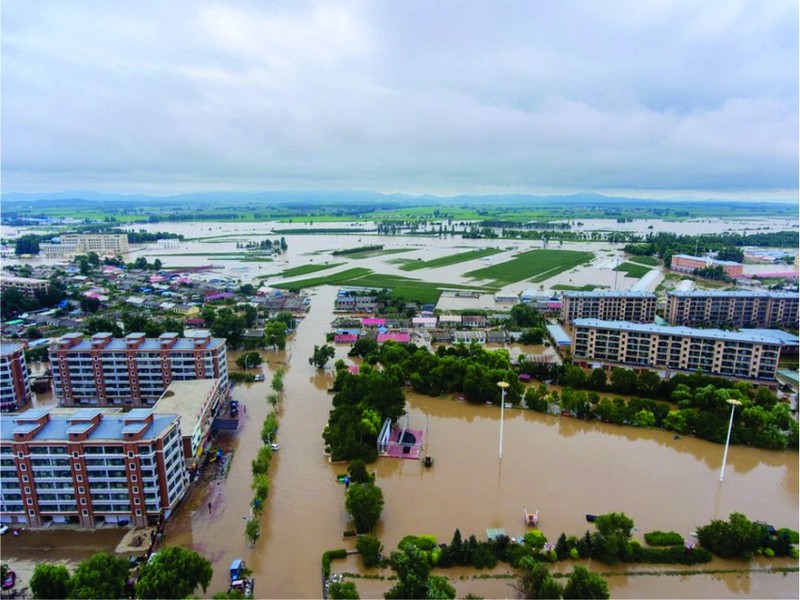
[0, 406, 189, 528]
[560, 291, 657, 324]
[0, 275, 50, 298]
[40, 233, 130, 258]
[0, 343, 32, 412]
[666, 291, 799, 328]
[49, 331, 228, 407]
[670, 254, 744, 278]
[572, 319, 789, 382]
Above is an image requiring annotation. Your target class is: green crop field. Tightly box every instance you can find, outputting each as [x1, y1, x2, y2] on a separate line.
[277, 263, 344, 277]
[400, 248, 503, 271]
[615, 262, 651, 278]
[628, 255, 660, 266]
[272, 268, 488, 304]
[340, 248, 414, 259]
[465, 249, 594, 286]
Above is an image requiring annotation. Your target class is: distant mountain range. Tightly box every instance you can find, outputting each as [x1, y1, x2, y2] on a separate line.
[1, 190, 794, 207]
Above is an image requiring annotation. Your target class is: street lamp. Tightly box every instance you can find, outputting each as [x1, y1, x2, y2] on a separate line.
[719, 399, 742, 482]
[497, 381, 509, 459]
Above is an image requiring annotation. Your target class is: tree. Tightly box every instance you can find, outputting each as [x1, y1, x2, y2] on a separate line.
[68, 552, 129, 599]
[30, 563, 71, 599]
[519, 327, 545, 345]
[348, 459, 372, 484]
[609, 368, 637, 395]
[695, 512, 766, 559]
[15, 234, 41, 255]
[310, 344, 336, 369]
[80, 296, 101, 313]
[135, 546, 213, 599]
[329, 581, 360, 599]
[384, 545, 432, 599]
[264, 320, 288, 350]
[83, 316, 122, 337]
[345, 483, 384, 533]
[236, 351, 263, 370]
[595, 512, 635, 540]
[356, 534, 383, 567]
[245, 518, 261, 546]
[562, 565, 609, 599]
[514, 558, 564, 599]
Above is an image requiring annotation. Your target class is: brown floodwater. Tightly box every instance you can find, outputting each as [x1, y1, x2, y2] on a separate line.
[155, 284, 797, 598]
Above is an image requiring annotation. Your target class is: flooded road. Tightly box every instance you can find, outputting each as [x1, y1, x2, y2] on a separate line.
[154, 285, 796, 598]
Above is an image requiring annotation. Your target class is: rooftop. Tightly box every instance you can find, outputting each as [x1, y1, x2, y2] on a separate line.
[573, 319, 792, 345]
[0, 409, 177, 443]
[562, 290, 656, 298]
[153, 379, 220, 434]
[668, 290, 798, 299]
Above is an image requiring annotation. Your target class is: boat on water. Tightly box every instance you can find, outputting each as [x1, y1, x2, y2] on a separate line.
[524, 507, 539, 527]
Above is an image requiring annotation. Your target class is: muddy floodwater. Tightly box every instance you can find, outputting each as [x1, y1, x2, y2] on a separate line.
[157, 285, 797, 598]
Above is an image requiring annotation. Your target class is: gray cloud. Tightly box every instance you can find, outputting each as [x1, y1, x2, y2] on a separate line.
[1, 0, 797, 197]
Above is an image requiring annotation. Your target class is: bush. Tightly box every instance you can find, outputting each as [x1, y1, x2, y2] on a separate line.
[696, 513, 768, 559]
[644, 531, 684, 546]
[347, 459, 372, 484]
[523, 530, 548, 549]
[322, 549, 348, 578]
[356, 535, 383, 568]
[251, 445, 272, 475]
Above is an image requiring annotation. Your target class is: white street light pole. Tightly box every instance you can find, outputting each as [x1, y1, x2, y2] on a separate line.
[719, 399, 742, 482]
[497, 381, 509, 459]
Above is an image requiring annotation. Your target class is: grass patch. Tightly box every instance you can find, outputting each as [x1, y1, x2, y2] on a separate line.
[465, 249, 594, 286]
[273, 268, 487, 304]
[629, 255, 660, 266]
[278, 263, 344, 277]
[615, 262, 652, 278]
[342, 248, 415, 259]
[400, 248, 503, 271]
[552, 284, 602, 291]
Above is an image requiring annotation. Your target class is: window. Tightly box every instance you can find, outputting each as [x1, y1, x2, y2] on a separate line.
[129, 463, 136, 470]
[134, 498, 140, 505]
[128, 451, 134, 458]
[75, 464, 81, 471]
[73, 451, 79, 458]
[82, 509, 88, 516]
[135, 509, 142, 516]
[132, 486, 139, 494]
[20, 464, 26, 471]
[22, 475, 28, 483]
[77, 475, 83, 482]
[29, 509, 36, 516]
[80, 498, 86, 505]
[24, 486, 31, 494]
[26, 498, 33, 505]
[131, 475, 138, 482]
[79, 487, 85, 494]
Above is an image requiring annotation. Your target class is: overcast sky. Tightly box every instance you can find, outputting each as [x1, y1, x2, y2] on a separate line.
[2, 0, 797, 198]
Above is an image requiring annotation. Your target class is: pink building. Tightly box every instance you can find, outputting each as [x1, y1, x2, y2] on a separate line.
[671, 254, 743, 278]
[377, 332, 411, 343]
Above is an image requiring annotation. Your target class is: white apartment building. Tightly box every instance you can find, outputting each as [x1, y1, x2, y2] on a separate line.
[49, 331, 228, 407]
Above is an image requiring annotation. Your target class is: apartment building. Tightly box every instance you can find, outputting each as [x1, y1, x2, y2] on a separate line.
[49, 331, 228, 407]
[0, 275, 50, 298]
[671, 254, 744, 278]
[0, 343, 32, 412]
[666, 291, 799, 328]
[40, 233, 130, 258]
[0, 407, 188, 528]
[572, 319, 786, 381]
[153, 379, 223, 472]
[561, 291, 657, 323]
